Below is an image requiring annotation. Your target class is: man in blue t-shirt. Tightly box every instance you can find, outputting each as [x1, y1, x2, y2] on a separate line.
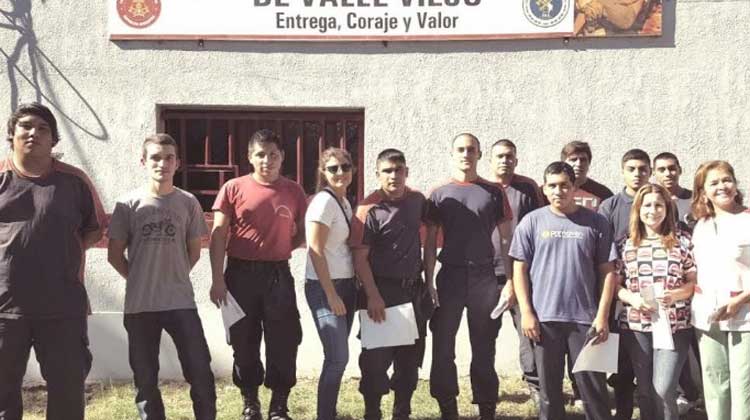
[511, 162, 617, 420]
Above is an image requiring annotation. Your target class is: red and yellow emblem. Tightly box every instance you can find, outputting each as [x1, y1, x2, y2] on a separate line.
[116, 0, 161, 28]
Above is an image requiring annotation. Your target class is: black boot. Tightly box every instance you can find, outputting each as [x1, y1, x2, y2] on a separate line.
[363, 394, 382, 420]
[477, 403, 496, 420]
[438, 397, 459, 420]
[269, 389, 293, 420]
[242, 388, 263, 420]
[392, 391, 413, 420]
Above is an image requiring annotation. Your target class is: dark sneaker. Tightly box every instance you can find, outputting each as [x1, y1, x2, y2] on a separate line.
[392, 391, 412, 420]
[268, 389, 293, 420]
[243, 396, 263, 420]
[438, 398, 459, 420]
[477, 403, 496, 420]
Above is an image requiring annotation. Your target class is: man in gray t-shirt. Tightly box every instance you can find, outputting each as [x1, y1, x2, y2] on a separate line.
[108, 134, 216, 420]
[511, 162, 617, 420]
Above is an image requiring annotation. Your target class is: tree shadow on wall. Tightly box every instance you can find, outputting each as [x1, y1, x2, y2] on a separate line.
[0, 0, 109, 142]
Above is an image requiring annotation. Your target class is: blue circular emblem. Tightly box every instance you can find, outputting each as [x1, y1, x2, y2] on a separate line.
[523, 0, 570, 28]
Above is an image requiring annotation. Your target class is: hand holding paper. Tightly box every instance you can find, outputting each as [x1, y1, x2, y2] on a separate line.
[360, 303, 419, 349]
[572, 333, 619, 374]
[220, 291, 246, 344]
[490, 294, 510, 320]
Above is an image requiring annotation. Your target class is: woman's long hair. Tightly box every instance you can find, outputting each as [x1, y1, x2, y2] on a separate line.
[315, 147, 354, 192]
[691, 160, 743, 221]
[629, 183, 678, 249]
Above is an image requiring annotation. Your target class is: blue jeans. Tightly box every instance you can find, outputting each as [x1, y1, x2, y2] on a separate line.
[124, 309, 216, 420]
[621, 328, 692, 420]
[305, 278, 357, 420]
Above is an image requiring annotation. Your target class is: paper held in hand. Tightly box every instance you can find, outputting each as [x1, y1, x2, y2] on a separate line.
[649, 283, 674, 350]
[221, 291, 246, 345]
[490, 293, 511, 320]
[572, 333, 619, 374]
[359, 303, 419, 350]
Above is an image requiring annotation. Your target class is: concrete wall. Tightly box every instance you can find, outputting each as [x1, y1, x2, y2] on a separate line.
[2, 0, 748, 382]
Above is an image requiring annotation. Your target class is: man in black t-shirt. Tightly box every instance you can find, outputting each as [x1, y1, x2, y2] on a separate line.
[487, 139, 545, 400]
[424, 133, 513, 420]
[0, 103, 105, 420]
[351, 149, 429, 420]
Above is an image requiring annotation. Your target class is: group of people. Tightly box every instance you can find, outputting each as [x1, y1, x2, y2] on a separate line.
[0, 101, 748, 420]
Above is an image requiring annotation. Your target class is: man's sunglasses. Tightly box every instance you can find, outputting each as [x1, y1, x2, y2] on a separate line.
[325, 164, 353, 174]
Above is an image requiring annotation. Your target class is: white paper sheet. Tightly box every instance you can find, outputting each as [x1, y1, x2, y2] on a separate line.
[572, 333, 619, 374]
[651, 283, 674, 350]
[221, 291, 246, 345]
[359, 303, 419, 350]
[490, 294, 511, 320]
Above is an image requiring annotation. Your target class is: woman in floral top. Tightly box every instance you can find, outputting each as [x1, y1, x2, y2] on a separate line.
[615, 183, 696, 420]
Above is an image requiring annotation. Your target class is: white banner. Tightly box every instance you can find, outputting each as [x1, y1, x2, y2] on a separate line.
[109, 0, 573, 41]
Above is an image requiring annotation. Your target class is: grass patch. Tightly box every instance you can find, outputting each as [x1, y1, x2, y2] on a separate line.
[21, 376, 706, 419]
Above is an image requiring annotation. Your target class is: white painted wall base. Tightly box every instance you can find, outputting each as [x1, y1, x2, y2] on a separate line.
[23, 309, 521, 385]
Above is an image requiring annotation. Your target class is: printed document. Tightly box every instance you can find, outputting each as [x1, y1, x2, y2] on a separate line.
[360, 303, 419, 349]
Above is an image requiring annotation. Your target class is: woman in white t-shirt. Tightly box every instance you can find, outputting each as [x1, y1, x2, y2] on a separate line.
[304, 147, 356, 420]
[690, 160, 750, 420]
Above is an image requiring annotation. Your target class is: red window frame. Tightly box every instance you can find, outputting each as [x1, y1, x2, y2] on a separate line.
[159, 108, 365, 213]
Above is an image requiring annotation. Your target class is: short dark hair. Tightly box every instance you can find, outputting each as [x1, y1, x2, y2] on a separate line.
[621, 148, 650, 166]
[560, 141, 592, 161]
[376, 148, 406, 166]
[490, 139, 517, 154]
[543, 161, 576, 184]
[6, 102, 60, 147]
[248, 129, 283, 151]
[142, 133, 178, 159]
[451, 133, 481, 151]
[653, 152, 681, 168]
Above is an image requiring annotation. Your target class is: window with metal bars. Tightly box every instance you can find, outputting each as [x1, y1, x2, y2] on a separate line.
[160, 108, 365, 212]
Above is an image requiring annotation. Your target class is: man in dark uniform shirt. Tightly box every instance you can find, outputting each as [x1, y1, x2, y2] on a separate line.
[487, 139, 545, 401]
[351, 148, 430, 420]
[424, 133, 513, 420]
[0, 103, 105, 420]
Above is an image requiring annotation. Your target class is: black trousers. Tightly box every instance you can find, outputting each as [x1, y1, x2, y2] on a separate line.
[224, 258, 302, 392]
[0, 317, 91, 420]
[613, 326, 636, 420]
[359, 276, 426, 398]
[429, 264, 501, 404]
[536, 322, 612, 420]
[124, 309, 216, 420]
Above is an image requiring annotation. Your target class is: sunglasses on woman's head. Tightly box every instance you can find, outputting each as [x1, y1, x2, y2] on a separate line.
[325, 164, 353, 174]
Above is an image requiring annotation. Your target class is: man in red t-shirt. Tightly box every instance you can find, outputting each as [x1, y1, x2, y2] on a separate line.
[209, 129, 307, 420]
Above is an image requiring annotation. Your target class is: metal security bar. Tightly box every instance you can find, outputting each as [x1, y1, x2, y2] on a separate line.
[160, 109, 365, 211]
